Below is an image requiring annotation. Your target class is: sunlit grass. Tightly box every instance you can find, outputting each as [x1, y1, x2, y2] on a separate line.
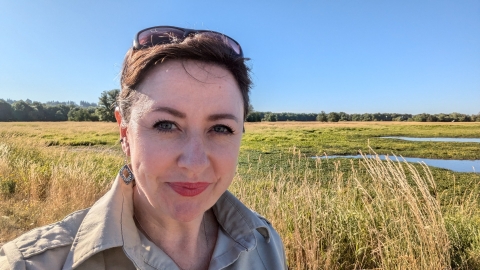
[0, 122, 479, 269]
[242, 122, 480, 159]
[0, 122, 119, 146]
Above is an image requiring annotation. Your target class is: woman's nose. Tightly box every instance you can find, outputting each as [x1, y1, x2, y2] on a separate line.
[177, 135, 210, 175]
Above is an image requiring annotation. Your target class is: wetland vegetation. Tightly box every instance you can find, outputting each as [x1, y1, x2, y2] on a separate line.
[0, 121, 479, 269]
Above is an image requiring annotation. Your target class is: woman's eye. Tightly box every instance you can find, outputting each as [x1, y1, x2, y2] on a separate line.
[212, 125, 233, 134]
[153, 121, 177, 132]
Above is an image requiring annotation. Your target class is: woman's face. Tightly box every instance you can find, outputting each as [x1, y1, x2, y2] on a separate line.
[118, 60, 244, 223]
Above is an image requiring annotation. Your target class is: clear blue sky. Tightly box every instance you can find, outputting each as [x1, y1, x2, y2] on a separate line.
[0, 0, 479, 114]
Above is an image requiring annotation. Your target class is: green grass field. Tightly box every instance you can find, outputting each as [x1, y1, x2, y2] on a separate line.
[1, 121, 479, 269]
[241, 121, 480, 159]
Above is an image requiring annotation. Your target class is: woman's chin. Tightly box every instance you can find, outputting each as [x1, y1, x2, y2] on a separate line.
[169, 202, 208, 222]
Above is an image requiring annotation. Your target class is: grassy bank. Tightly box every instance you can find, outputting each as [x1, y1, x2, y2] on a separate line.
[242, 122, 480, 159]
[0, 122, 479, 269]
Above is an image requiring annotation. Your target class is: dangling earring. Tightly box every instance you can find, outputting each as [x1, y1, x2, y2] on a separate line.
[119, 137, 135, 185]
[119, 162, 135, 185]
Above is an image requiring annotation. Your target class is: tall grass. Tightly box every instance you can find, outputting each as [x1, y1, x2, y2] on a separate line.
[231, 148, 479, 269]
[1, 123, 479, 269]
[0, 139, 122, 240]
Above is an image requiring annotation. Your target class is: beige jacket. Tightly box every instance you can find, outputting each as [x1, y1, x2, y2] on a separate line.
[0, 176, 287, 270]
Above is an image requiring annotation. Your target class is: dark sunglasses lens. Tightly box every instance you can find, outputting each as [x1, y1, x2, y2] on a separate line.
[201, 32, 241, 55]
[137, 27, 185, 47]
[226, 38, 241, 55]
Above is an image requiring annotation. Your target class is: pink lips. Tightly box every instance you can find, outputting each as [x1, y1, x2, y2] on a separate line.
[168, 182, 210, 197]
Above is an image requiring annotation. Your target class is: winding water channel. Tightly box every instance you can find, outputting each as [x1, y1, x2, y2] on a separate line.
[318, 155, 479, 173]
[380, 137, 480, 143]
[317, 137, 480, 173]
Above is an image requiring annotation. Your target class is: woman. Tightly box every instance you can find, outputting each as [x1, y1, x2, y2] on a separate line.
[0, 26, 287, 269]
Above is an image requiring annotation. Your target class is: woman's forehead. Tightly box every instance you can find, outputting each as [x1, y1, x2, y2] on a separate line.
[130, 60, 243, 120]
[142, 60, 235, 85]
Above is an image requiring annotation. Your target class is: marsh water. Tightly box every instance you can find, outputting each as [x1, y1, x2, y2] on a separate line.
[318, 155, 480, 173]
[316, 137, 480, 173]
[381, 137, 480, 143]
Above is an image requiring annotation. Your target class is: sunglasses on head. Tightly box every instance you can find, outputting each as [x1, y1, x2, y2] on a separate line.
[133, 26, 243, 57]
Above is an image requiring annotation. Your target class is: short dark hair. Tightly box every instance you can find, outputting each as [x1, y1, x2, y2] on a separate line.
[118, 33, 252, 125]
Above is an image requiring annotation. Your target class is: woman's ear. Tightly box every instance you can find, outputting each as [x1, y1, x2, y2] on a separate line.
[115, 107, 130, 156]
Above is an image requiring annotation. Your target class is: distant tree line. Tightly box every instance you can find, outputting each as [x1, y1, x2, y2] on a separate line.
[0, 90, 118, 122]
[246, 111, 480, 122]
[1, 91, 479, 123]
[3, 98, 96, 107]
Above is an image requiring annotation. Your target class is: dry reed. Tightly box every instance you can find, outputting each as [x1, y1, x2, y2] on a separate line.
[230, 149, 460, 269]
[1, 137, 479, 269]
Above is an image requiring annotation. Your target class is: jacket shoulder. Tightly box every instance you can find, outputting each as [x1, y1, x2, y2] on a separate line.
[251, 210, 288, 269]
[251, 210, 273, 239]
[0, 208, 89, 269]
[11, 208, 89, 258]
[251, 210, 272, 225]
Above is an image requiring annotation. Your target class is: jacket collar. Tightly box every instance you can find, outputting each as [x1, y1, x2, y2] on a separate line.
[63, 176, 271, 269]
[62, 176, 127, 269]
[213, 191, 271, 250]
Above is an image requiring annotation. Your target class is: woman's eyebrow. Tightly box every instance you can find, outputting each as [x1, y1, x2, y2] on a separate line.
[151, 106, 186, 118]
[150, 107, 239, 123]
[208, 113, 239, 123]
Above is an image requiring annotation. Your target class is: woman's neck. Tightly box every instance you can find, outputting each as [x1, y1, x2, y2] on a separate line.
[133, 188, 218, 269]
